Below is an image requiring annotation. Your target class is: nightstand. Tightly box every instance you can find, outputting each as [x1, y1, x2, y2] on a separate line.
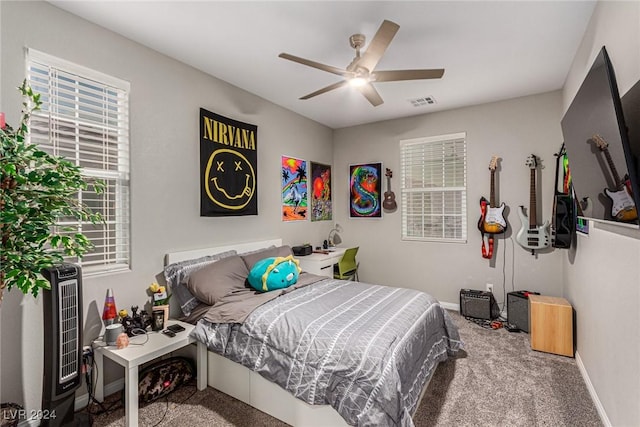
[93, 320, 207, 427]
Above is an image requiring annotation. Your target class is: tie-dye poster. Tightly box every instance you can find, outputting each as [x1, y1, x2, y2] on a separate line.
[282, 156, 308, 221]
[310, 162, 332, 222]
[349, 162, 382, 218]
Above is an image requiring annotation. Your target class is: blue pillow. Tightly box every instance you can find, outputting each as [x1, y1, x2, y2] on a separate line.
[248, 255, 301, 292]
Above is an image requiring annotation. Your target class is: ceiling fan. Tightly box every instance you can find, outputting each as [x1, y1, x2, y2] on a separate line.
[278, 19, 444, 107]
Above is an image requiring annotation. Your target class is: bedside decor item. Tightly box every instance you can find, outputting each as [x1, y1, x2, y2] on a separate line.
[282, 156, 308, 221]
[148, 282, 171, 306]
[102, 288, 117, 326]
[200, 108, 257, 217]
[310, 162, 332, 221]
[152, 309, 166, 331]
[105, 323, 124, 345]
[0, 81, 104, 302]
[121, 305, 152, 336]
[350, 162, 382, 218]
[116, 332, 130, 349]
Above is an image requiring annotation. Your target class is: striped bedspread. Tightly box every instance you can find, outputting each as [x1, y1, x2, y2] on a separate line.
[191, 279, 462, 426]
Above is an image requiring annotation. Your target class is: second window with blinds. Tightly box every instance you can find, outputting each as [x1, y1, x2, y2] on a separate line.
[400, 133, 467, 243]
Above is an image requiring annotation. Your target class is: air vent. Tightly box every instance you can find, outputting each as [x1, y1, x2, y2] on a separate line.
[408, 96, 436, 107]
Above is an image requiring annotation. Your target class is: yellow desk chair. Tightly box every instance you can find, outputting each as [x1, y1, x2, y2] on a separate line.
[334, 247, 359, 281]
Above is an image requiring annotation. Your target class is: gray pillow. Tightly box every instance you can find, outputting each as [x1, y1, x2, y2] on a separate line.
[240, 245, 293, 270]
[163, 249, 237, 316]
[187, 255, 249, 306]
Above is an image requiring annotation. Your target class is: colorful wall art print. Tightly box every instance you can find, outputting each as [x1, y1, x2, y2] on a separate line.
[281, 156, 308, 221]
[200, 108, 257, 216]
[310, 162, 332, 222]
[349, 162, 382, 218]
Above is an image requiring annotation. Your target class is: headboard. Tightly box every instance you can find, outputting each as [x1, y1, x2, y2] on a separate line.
[165, 238, 283, 265]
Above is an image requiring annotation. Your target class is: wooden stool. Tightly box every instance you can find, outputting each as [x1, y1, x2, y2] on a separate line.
[529, 295, 574, 357]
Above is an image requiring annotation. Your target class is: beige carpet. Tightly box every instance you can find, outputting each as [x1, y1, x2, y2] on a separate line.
[87, 311, 602, 427]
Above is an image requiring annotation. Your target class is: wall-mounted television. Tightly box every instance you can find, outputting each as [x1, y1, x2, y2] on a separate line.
[561, 46, 640, 228]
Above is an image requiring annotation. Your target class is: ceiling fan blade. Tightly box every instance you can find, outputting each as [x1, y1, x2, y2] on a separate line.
[300, 80, 349, 100]
[358, 20, 400, 72]
[279, 53, 352, 78]
[357, 83, 384, 107]
[373, 69, 445, 82]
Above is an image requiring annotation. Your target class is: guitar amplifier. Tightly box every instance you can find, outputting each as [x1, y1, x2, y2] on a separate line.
[459, 289, 500, 320]
[507, 290, 540, 332]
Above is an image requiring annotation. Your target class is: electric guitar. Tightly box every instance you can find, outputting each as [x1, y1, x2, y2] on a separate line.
[516, 154, 550, 253]
[478, 156, 507, 235]
[592, 134, 637, 222]
[383, 168, 397, 211]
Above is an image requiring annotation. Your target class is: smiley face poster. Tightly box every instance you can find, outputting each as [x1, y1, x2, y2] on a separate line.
[200, 108, 258, 216]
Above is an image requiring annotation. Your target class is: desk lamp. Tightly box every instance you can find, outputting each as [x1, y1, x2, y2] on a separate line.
[328, 223, 343, 247]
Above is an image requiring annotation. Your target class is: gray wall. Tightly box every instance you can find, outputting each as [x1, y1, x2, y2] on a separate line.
[561, 2, 640, 426]
[2, 1, 638, 425]
[333, 91, 565, 304]
[0, 1, 333, 412]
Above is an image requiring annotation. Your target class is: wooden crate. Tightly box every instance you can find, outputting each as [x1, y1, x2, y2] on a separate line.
[529, 295, 574, 357]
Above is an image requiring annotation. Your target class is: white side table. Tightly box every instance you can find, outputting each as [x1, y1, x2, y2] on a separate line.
[93, 320, 207, 427]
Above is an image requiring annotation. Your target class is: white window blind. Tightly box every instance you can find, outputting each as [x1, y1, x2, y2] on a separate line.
[26, 49, 131, 275]
[400, 133, 467, 242]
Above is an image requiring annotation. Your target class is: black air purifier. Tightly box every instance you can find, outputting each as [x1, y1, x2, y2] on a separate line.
[41, 264, 86, 427]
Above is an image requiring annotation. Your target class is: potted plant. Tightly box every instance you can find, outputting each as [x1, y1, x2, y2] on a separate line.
[0, 81, 103, 303]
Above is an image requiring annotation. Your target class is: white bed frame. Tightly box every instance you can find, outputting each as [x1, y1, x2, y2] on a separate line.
[166, 238, 431, 426]
[166, 239, 348, 426]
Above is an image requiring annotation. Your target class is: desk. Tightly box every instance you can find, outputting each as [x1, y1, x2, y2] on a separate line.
[297, 248, 346, 277]
[94, 320, 207, 426]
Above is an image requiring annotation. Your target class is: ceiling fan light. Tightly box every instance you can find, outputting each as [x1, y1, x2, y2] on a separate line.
[349, 77, 368, 87]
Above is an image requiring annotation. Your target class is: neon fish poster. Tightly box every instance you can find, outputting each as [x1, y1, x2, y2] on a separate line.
[310, 162, 332, 222]
[281, 156, 308, 221]
[349, 162, 382, 218]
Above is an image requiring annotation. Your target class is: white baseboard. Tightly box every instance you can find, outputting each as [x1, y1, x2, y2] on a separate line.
[440, 301, 459, 312]
[575, 351, 611, 427]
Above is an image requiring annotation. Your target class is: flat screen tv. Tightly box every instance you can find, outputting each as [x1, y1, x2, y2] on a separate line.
[561, 46, 640, 228]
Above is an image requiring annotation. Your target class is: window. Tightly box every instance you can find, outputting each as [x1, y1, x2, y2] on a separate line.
[400, 132, 467, 242]
[27, 49, 131, 275]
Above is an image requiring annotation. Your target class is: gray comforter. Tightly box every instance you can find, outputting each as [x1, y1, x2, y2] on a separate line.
[191, 278, 462, 427]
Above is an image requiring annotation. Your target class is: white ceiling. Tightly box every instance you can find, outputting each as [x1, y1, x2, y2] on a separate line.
[49, 1, 596, 129]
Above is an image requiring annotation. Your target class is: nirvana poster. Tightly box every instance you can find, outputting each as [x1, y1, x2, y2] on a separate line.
[200, 108, 258, 216]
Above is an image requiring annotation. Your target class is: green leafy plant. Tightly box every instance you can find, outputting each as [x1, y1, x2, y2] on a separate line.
[0, 81, 104, 301]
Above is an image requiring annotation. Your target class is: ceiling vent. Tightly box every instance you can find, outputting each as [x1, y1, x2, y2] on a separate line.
[408, 96, 436, 107]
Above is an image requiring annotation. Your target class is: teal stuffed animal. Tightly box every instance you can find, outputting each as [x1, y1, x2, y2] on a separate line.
[248, 255, 302, 292]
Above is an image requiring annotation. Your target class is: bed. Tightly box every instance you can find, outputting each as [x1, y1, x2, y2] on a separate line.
[165, 239, 461, 427]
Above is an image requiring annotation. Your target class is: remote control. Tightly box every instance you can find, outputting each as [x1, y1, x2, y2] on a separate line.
[162, 329, 176, 337]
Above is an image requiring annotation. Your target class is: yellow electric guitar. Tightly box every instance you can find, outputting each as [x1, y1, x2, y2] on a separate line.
[478, 156, 507, 235]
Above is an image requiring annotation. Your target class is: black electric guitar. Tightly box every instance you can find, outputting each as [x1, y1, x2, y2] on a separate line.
[592, 134, 637, 222]
[478, 155, 507, 235]
[551, 144, 573, 249]
[383, 168, 397, 210]
[516, 154, 550, 253]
